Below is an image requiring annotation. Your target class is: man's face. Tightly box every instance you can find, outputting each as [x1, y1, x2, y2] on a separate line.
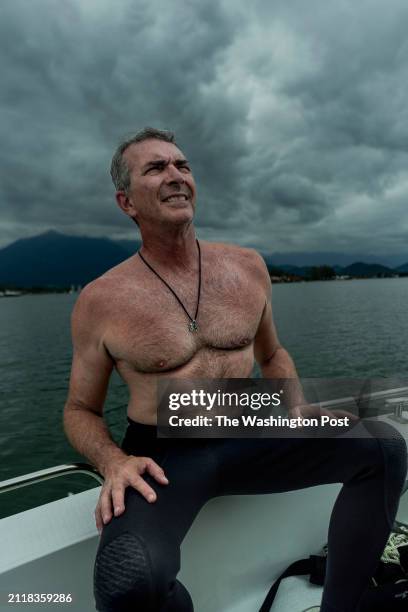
[120, 139, 197, 227]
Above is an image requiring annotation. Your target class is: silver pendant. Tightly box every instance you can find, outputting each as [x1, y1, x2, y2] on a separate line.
[189, 320, 198, 332]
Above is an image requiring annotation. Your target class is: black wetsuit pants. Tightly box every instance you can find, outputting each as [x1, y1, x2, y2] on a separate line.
[94, 420, 407, 612]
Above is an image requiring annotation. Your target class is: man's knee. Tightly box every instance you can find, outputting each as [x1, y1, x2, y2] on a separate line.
[94, 532, 160, 611]
[376, 425, 408, 490]
[365, 421, 407, 478]
[350, 421, 408, 512]
[341, 421, 407, 488]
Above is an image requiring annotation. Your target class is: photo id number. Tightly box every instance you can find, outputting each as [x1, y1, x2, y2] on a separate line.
[8, 593, 73, 603]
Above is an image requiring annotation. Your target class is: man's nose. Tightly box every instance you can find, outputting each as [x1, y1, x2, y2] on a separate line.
[165, 164, 185, 183]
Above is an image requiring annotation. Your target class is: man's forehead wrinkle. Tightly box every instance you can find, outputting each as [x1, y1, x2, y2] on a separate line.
[140, 156, 170, 172]
[147, 155, 171, 164]
[142, 155, 188, 169]
[123, 141, 188, 176]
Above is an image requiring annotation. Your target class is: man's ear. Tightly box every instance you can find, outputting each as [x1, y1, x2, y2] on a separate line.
[116, 191, 138, 221]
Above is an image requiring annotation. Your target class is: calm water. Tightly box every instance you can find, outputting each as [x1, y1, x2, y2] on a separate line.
[1, 278, 408, 515]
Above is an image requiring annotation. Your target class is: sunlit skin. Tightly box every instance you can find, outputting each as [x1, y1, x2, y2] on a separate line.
[63, 138, 356, 530]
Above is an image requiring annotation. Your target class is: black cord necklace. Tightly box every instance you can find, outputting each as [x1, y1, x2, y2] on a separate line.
[138, 239, 202, 333]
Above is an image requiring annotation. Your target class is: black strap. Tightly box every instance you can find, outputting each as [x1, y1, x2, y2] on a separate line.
[259, 545, 408, 612]
[259, 555, 327, 612]
[258, 558, 312, 612]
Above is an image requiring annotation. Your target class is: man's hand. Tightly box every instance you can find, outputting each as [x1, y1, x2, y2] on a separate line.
[95, 455, 169, 531]
[289, 403, 359, 426]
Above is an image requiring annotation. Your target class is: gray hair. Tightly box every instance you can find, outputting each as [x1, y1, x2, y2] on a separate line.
[110, 127, 176, 193]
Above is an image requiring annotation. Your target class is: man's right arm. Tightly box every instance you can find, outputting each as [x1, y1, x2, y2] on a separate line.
[63, 284, 168, 530]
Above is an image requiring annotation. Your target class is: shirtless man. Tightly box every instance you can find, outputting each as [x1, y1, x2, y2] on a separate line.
[64, 128, 407, 612]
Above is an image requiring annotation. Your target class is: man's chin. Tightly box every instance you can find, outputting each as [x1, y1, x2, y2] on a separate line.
[162, 205, 194, 223]
[161, 199, 191, 210]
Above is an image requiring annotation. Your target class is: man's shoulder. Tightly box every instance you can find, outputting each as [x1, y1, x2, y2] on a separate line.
[72, 257, 137, 320]
[71, 279, 108, 329]
[204, 241, 267, 274]
[75, 276, 110, 305]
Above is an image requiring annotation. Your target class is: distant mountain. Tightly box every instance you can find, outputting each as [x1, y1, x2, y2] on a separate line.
[341, 262, 394, 277]
[263, 259, 399, 279]
[271, 264, 311, 277]
[0, 231, 405, 288]
[261, 251, 407, 268]
[0, 231, 130, 287]
[262, 259, 330, 278]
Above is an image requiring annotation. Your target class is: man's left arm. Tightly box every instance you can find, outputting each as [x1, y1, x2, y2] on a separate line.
[254, 295, 306, 412]
[252, 255, 357, 423]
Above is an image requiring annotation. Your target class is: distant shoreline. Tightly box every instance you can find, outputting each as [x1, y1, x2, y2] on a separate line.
[0, 287, 79, 296]
[1, 273, 407, 295]
[270, 273, 407, 283]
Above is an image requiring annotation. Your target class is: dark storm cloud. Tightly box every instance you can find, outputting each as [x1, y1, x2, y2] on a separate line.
[1, 0, 408, 257]
[0, 0, 246, 242]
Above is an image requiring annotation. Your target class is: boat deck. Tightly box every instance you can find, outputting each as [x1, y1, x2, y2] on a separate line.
[1, 411, 407, 611]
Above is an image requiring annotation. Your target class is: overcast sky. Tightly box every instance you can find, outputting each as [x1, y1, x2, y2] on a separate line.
[1, 0, 408, 259]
